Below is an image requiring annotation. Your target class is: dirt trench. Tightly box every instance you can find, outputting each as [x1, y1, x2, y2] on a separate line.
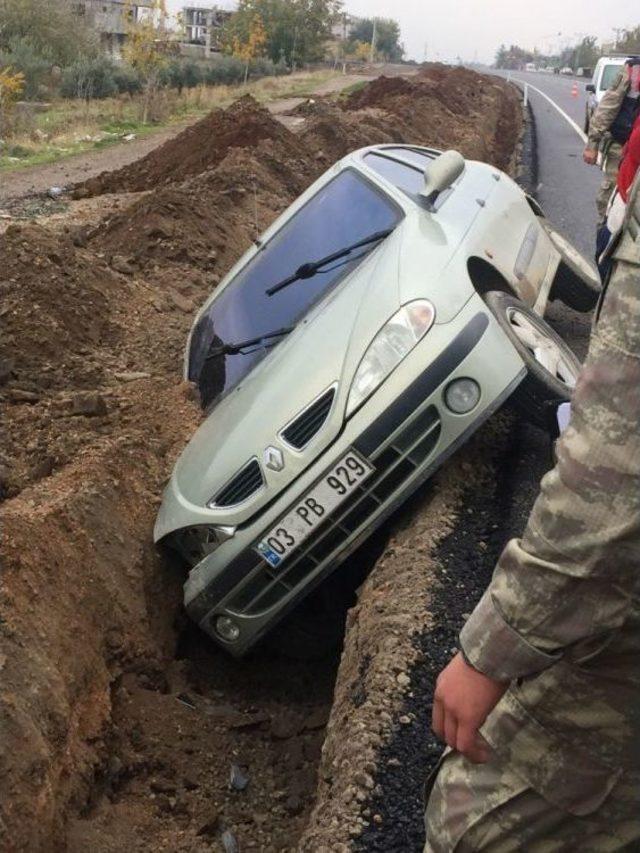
[0, 66, 522, 851]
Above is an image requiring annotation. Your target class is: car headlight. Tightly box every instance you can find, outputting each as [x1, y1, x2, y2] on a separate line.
[347, 300, 436, 416]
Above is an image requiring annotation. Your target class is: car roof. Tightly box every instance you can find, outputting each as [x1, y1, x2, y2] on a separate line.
[596, 56, 634, 66]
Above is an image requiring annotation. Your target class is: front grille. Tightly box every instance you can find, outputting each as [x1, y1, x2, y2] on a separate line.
[281, 387, 336, 450]
[225, 404, 441, 617]
[210, 459, 263, 508]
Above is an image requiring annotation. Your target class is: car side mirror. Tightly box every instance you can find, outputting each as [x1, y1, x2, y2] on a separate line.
[585, 83, 595, 93]
[420, 150, 465, 210]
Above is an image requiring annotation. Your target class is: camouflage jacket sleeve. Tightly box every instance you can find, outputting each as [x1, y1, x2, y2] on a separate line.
[587, 71, 628, 148]
[460, 177, 640, 682]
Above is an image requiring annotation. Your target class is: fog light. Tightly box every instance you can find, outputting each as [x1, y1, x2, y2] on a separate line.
[215, 615, 240, 642]
[444, 378, 481, 414]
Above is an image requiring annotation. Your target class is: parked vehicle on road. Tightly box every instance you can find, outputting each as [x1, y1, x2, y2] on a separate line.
[155, 144, 600, 656]
[585, 55, 632, 132]
[560, 66, 574, 76]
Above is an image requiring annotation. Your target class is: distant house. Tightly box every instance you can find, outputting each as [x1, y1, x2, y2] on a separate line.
[72, 0, 156, 58]
[181, 2, 237, 57]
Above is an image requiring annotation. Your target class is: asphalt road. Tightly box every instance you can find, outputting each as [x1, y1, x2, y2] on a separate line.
[489, 69, 602, 262]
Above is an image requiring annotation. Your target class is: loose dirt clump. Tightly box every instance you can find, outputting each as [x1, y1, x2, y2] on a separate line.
[1, 68, 523, 850]
[77, 96, 295, 198]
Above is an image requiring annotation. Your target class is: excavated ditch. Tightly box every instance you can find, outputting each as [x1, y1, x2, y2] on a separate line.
[0, 66, 523, 851]
[353, 420, 550, 851]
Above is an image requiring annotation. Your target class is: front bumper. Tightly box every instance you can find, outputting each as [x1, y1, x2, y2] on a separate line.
[166, 297, 526, 655]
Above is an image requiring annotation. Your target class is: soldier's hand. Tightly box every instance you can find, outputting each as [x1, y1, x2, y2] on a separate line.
[583, 147, 598, 165]
[432, 652, 508, 764]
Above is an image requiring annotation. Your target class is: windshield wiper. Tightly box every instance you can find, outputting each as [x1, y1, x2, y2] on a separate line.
[204, 326, 294, 362]
[266, 228, 394, 297]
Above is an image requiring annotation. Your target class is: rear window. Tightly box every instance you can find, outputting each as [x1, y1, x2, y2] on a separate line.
[188, 169, 402, 408]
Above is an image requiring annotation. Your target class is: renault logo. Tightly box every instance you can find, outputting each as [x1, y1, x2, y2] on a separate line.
[264, 446, 285, 472]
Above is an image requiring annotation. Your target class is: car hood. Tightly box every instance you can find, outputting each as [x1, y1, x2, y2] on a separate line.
[170, 226, 404, 516]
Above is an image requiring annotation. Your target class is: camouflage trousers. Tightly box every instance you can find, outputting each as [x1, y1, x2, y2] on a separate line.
[596, 142, 623, 222]
[424, 750, 640, 852]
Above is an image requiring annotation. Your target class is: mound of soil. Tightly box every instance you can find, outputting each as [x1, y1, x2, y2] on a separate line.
[91, 139, 312, 272]
[341, 67, 521, 171]
[344, 74, 417, 110]
[0, 68, 523, 850]
[77, 96, 295, 197]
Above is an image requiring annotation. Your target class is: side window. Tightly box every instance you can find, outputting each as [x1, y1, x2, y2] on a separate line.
[364, 153, 425, 197]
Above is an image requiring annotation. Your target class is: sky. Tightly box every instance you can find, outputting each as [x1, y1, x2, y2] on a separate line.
[166, 0, 639, 65]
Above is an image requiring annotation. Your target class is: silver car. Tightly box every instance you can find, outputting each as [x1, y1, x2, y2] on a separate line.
[154, 144, 599, 655]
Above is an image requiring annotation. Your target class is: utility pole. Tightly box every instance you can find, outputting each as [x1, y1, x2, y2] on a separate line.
[369, 17, 377, 64]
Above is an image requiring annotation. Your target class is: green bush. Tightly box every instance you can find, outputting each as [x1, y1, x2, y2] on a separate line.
[112, 64, 142, 95]
[182, 61, 203, 88]
[60, 56, 117, 99]
[161, 60, 204, 92]
[0, 36, 52, 99]
[202, 56, 246, 86]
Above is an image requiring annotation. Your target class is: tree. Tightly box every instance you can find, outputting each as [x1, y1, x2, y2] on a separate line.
[231, 14, 267, 83]
[122, 0, 173, 122]
[348, 40, 370, 62]
[0, 64, 24, 136]
[0, 36, 52, 99]
[615, 26, 640, 54]
[0, 0, 98, 66]
[349, 17, 403, 62]
[224, 0, 341, 68]
[561, 35, 599, 71]
[494, 43, 535, 69]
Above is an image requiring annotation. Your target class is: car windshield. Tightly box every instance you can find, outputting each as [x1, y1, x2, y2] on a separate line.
[188, 169, 402, 409]
[600, 64, 622, 91]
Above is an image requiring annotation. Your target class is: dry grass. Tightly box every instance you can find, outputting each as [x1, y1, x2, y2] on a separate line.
[0, 70, 342, 171]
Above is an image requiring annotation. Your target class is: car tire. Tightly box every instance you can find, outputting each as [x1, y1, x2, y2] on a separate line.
[484, 291, 581, 427]
[541, 220, 601, 311]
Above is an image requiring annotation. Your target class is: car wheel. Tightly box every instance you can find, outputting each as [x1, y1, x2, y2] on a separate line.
[542, 220, 601, 311]
[484, 291, 581, 427]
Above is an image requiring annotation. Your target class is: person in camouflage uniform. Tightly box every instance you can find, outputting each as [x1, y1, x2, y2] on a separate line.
[424, 172, 640, 850]
[584, 65, 632, 220]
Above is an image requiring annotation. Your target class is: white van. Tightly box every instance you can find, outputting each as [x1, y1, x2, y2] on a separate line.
[585, 56, 629, 132]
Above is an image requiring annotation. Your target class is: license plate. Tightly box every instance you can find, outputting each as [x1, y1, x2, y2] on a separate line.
[256, 450, 374, 568]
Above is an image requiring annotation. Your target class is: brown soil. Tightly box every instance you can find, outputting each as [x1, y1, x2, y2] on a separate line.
[341, 65, 522, 171]
[76, 96, 302, 198]
[0, 68, 522, 851]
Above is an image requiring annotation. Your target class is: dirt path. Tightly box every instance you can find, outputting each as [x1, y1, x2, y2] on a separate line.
[0, 72, 383, 206]
[0, 124, 190, 205]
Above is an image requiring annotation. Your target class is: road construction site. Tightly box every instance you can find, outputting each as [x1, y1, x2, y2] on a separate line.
[1, 66, 550, 851]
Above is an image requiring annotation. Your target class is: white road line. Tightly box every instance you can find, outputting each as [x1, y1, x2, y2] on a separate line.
[510, 77, 587, 144]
